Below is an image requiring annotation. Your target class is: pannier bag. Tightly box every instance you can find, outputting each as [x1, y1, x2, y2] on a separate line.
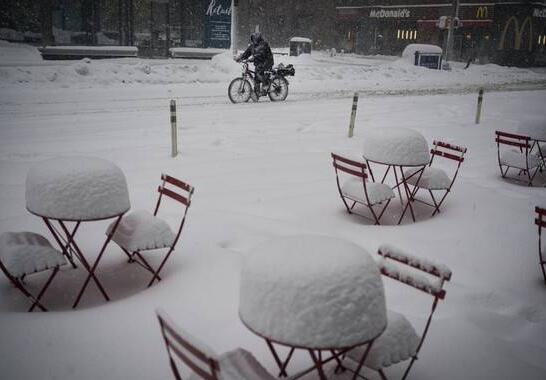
[274, 63, 295, 77]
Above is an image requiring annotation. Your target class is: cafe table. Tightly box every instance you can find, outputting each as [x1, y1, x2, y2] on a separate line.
[26, 156, 131, 308]
[362, 128, 430, 224]
[239, 235, 387, 380]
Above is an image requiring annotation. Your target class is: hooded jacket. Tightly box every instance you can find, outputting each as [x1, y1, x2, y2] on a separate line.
[239, 33, 274, 71]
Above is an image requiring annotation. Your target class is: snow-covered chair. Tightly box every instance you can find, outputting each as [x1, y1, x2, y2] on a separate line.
[0, 232, 66, 312]
[404, 140, 467, 216]
[495, 131, 541, 186]
[108, 174, 194, 287]
[345, 244, 452, 380]
[156, 309, 276, 380]
[332, 153, 395, 225]
[535, 207, 546, 283]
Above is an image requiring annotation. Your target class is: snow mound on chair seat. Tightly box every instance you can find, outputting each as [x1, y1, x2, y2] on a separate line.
[239, 235, 387, 349]
[25, 157, 130, 221]
[0, 232, 66, 277]
[362, 128, 430, 166]
[108, 210, 175, 252]
[341, 178, 395, 205]
[347, 310, 419, 370]
[500, 150, 541, 169]
[404, 167, 451, 190]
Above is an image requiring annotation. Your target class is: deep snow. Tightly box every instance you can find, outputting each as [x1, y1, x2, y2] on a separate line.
[0, 42, 546, 380]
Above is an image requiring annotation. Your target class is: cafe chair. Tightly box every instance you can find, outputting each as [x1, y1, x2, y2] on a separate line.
[535, 207, 546, 283]
[108, 174, 194, 287]
[404, 140, 467, 216]
[0, 232, 67, 312]
[345, 244, 452, 380]
[332, 153, 395, 225]
[156, 309, 276, 380]
[495, 131, 541, 186]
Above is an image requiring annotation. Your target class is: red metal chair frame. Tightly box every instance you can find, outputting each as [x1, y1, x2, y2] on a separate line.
[332, 153, 392, 225]
[409, 140, 467, 216]
[535, 206, 546, 284]
[371, 247, 451, 380]
[157, 310, 221, 380]
[495, 131, 540, 186]
[0, 259, 62, 312]
[122, 174, 194, 288]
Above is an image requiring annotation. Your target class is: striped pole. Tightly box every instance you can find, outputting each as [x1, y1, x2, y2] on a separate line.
[475, 88, 484, 124]
[348, 92, 359, 138]
[170, 100, 178, 157]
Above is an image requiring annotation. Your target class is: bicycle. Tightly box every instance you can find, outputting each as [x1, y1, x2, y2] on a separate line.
[228, 61, 295, 104]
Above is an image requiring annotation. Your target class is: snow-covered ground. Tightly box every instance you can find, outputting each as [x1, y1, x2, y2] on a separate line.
[1, 41, 546, 380]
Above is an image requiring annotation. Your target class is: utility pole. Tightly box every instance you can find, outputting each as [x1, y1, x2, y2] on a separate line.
[445, 0, 460, 62]
[231, 0, 239, 57]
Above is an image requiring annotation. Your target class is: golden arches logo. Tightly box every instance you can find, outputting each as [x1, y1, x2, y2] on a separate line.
[476, 6, 488, 19]
[499, 16, 533, 51]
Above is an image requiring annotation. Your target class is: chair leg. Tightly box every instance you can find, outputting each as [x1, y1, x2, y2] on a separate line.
[133, 251, 162, 282]
[378, 369, 389, 380]
[377, 199, 392, 222]
[147, 247, 175, 287]
[401, 356, 418, 380]
[28, 266, 60, 312]
[538, 236, 546, 284]
[351, 340, 375, 380]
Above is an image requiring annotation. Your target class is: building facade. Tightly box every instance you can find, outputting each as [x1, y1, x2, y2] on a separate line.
[335, 0, 546, 66]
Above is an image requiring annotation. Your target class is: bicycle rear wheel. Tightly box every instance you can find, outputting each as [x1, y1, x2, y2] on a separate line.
[228, 78, 252, 103]
[268, 77, 289, 102]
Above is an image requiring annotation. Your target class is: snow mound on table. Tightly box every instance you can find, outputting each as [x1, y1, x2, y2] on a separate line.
[240, 235, 386, 349]
[0, 232, 66, 277]
[518, 118, 546, 141]
[362, 128, 430, 166]
[25, 157, 131, 221]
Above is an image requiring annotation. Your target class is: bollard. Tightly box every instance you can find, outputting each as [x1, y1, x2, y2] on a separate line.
[475, 88, 484, 124]
[348, 92, 359, 138]
[170, 100, 178, 157]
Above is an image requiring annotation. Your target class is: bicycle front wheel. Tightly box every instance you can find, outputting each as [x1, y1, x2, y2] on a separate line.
[228, 78, 252, 104]
[268, 77, 289, 102]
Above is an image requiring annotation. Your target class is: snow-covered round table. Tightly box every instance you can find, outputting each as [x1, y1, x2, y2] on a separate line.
[26, 157, 131, 308]
[240, 235, 387, 379]
[362, 128, 430, 223]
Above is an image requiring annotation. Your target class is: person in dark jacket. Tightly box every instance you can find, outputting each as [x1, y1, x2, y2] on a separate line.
[236, 32, 274, 95]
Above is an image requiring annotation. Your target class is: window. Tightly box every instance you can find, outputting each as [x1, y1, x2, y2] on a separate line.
[397, 29, 417, 40]
[538, 35, 546, 46]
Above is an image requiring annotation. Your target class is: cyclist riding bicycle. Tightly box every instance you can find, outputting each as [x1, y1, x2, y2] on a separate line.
[235, 32, 274, 96]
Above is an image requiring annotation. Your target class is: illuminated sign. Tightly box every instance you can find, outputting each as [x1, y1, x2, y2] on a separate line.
[369, 8, 410, 18]
[533, 8, 546, 18]
[476, 6, 489, 19]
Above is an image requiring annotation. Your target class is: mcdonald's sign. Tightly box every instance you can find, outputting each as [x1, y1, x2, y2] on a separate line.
[499, 16, 534, 51]
[476, 6, 489, 19]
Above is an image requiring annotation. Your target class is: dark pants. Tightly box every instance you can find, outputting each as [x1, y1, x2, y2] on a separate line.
[254, 65, 271, 91]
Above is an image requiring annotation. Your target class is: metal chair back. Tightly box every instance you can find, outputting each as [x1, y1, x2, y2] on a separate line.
[157, 310, 221, 380]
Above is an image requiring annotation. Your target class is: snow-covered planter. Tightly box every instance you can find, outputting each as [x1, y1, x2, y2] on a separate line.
[239, 235, 387, 349]
[26, 157, 130, 221]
